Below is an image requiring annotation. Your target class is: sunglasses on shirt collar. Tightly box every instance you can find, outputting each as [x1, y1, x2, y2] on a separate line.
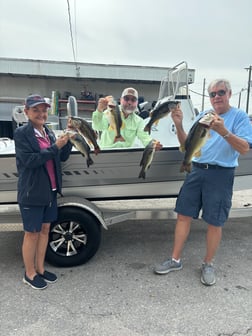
[209, 90, 226, 98]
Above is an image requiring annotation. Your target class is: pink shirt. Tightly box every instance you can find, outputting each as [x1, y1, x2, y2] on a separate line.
[34, 128, 57, 190]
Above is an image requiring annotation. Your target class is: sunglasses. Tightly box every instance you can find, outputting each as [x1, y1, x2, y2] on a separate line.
[123, 96, 137, 102]
[209, 90, 226, 98]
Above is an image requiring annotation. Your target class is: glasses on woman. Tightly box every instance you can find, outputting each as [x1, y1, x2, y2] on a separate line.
[123, 96, 137, 103]
[209, 90, 226, 98]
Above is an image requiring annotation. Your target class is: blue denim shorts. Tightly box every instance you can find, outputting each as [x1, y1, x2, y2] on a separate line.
[19, 192, 58, 232]
[175, 165, 235, 227]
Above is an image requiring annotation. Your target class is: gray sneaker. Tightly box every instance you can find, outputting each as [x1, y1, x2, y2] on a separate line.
[201, 263, 216, 286]
[154, 258, 182, 275]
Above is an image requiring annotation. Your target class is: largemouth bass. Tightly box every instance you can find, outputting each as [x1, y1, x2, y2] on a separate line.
[180, 112, 215, 173]
[68, 116, 100, 155]
[138, 140, 157, 179]
[107, 99, 125, 143]
[68, 132, 94, 168]
[144, 100, 180, 134]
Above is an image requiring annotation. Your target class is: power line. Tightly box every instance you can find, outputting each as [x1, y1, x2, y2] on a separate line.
[189, 89, 207, 97]
[190, 88, 247, 98]
[66, 0, 80, 77]
[74, 0, 78, 60]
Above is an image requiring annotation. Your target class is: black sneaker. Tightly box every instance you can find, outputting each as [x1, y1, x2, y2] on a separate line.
[23, 274, 47, 290]
[38, 270, 58, 284]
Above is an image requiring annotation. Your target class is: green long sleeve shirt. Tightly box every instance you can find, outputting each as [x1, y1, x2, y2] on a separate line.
[92, 109, 152, 149]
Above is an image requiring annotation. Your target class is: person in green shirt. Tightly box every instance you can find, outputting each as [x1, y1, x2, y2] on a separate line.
[92, 87, 162, 149]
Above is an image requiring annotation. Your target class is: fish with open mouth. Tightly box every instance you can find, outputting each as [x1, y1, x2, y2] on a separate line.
[180, 111, 215, 173]
[68, 116, 100, 155]
[138, 139, 158, 179]
[144, 100, 180, 134]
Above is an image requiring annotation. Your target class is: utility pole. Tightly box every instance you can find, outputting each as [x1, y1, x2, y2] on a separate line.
[238, 90, 242, 108]
[201, 78, 206, 111]
[245, 65, 252, 114]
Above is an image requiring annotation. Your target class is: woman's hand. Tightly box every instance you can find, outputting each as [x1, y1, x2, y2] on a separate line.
[55, 133, 70, 149]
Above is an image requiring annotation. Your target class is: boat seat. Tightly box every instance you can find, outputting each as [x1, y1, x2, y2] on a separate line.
[12, 106, 28, 127]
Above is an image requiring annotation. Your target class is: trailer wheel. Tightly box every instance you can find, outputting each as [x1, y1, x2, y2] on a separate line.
[46, 206, 101, 267]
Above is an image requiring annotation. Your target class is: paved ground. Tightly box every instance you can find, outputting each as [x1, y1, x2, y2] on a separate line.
[0, 191, 251, 336]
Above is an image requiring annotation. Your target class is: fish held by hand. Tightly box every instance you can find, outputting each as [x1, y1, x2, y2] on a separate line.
[144, 100, 180, 134]
[66, 130, 94, 168]
[180, 111, 215, 173]
[68, 116, 100, 155]
[138, 140, 158, 179]
[107, 99, 125, 143]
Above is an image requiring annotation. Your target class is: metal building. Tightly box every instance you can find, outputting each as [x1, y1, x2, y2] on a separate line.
[0, 57, 195, 136]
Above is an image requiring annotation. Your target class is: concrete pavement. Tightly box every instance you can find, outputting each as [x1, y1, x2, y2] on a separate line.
[0, 190, 251, 335]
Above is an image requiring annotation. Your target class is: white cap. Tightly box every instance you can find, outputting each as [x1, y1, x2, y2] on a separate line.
[121, 87, 138, 99]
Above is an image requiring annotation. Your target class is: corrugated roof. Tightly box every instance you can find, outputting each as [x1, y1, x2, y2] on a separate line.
[0, 57, 195, 83]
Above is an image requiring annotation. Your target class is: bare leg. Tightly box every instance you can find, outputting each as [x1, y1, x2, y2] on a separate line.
[204, 224, 222, 263]
[172, 214, 192, 260]
[22, 231, 39, 279]
[36, 223, 50, 274]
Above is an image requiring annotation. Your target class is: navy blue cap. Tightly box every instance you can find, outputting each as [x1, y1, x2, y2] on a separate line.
[25, 94, 50, 108]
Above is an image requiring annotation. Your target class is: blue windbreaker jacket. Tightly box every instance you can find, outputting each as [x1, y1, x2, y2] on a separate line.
[14, 121, 72, 206]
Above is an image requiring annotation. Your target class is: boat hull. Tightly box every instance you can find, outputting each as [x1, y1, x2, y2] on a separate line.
[1, 147, 252, 203]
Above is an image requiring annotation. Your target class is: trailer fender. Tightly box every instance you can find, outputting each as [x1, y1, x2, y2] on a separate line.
[57, 196, 108, 230]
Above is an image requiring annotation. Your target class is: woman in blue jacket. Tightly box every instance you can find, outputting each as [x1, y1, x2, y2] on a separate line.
[14, 94, 72, 290]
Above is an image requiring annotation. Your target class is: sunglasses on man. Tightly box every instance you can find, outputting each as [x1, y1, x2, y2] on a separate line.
[123, 96, 137, 102]
[209, 90, 226, 98]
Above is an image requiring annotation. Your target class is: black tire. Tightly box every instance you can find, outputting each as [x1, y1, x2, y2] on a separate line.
[46, 206, 101, 267]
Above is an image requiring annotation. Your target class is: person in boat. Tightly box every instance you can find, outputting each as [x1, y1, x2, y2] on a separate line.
[92, 87, 162, 149]
[154, 79, 252, 286]
[14, 94, 73, 290]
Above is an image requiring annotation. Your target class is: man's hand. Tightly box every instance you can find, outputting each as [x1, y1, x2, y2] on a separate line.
[171, 105, 183, 126]
[154, 140, 163, 151]
[210, 114, 228, 136]
[170, 105, 187, 146]
[97, 95, 114, 112]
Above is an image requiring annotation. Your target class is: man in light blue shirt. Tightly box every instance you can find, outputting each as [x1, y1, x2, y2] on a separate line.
[154, 79, 252, 286]
[193, 105, 252, 167]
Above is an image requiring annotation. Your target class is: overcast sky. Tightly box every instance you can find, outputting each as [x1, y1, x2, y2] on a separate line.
[1, 0, 252, 112]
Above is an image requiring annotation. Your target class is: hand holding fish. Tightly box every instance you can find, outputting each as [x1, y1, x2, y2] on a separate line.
[171, 105, 183, 126]
[171, 105, 188, 147]
[154, 140, 163, 151]
[55, 133, 70, 149]
[97, 96, 114, 112]
[209, 113, 228, 136]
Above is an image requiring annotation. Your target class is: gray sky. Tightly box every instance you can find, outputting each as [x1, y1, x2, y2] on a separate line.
[1, 0, 252, 112]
